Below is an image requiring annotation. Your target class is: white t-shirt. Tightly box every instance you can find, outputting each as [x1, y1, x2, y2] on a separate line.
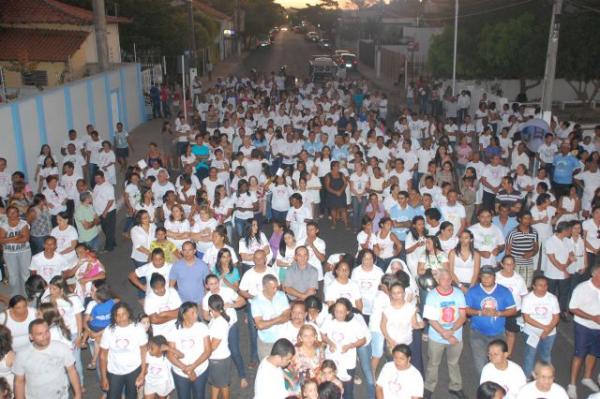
[531, 206, 556, 243]
[135, 263, 173, 294]
[325, 279, 362, 307]
[322, 317, 366, 371]
[495, 272, 528, 310]
[543, 235, 571, 280]
[351, 266, 384, 315]
[29, 252, 69, 283]
[239, 267, 279, 298]
[286, 205, 311, 243]
[202, 286, 239, 326]
[233, 192, 258, 220]
[468, 223, 505, 266]
[130, 224, 157, 262]
[440, 203, 466, 237]
[482, 164, 509, 193]
[202, 244, 239, 269]
[382, 303, 416, 346]
[253, 358, 289, 399]
[350, 172, 370, 196]
[50, 225, 79, 266]
[303, 237, 325, 281]
[0, 308, 37, 352]
[92, 181, 116, 215]
[208, 316, 231, 359]
[238, 233, 271, 266]
[52, 295, 84, 336]
[270, 185, 293, 212]
[164, 219, 190, 250]
[100, 323, 148, 375]
[569, 280, 600, 330]
[516, 381, 568, 399]
[480, 360, 527, 399]
[168, 322, 210, 377]
[144, 287, 182, 337]
[376, 363, 424, 399]
[521, 291, 560, 337]
[582, 218, 600, 253]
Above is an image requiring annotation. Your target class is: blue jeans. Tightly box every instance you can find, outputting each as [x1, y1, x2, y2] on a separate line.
[88, 163, 98, 188]
[357, 344, 375, 399]
[229, 321, 246, 379]
[342, 368, 356, 399]
[172, 370, 208, 399]
[351, 196, 368, 231]
[246, 302, 259, 364]
[523, 333, 556, 378]
[82, 234, 101, 252]
[234, 218, 249, 239]
[271, 209, 287, 222]
[29, 235, 47, 255]
[470, 329, 504, 375]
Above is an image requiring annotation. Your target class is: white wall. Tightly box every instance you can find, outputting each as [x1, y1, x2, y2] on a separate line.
[441, 79, 600, 103]
[0, 64, 145, 182]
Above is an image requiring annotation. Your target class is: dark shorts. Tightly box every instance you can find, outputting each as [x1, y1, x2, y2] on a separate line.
[505, 312, 521, 333]
[208, 357, 231, 387]
[116, 147, 129, 158]
[574, 322, 600, 358]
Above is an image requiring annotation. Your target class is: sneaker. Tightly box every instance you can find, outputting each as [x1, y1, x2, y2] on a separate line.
[353, 375, 362, 385]
[449, 389, 468, 399]
[567, 384, 577, 399]
[582, 378, 600, 392]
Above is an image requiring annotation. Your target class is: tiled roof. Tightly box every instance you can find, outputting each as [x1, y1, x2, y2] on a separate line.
[0, 0, 131, 25]
[0, 27, 88, 62]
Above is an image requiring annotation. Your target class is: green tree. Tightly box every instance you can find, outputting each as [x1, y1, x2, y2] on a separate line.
[557, 13, 600, 104]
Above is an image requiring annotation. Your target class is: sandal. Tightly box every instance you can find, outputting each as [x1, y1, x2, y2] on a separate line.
[86, 362, 96, 370]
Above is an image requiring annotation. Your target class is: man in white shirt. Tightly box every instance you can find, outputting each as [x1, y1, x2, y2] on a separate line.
[543, 221, 575, 321]
[568, 264, 600, 398]
[481, 155, 509, 211]
[517, 361, 568, 399]
[480, 339, 527, 399]
[254, 338, 295, 399]
[238, 250, 279, 366]
[42, 176, 68, 225]
[0, 158, 11, 200]
[92, 171, 116, 252]
[29, 236, 69, 284]
[469, 209, 505, 266]
[440, 190, 467, 237]
[575, 159, 600, 214]
[582, 207, 600, 275]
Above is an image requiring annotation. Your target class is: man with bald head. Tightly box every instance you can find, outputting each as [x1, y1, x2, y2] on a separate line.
[239, 249, 279, 366]
[422, 268, 468, 399]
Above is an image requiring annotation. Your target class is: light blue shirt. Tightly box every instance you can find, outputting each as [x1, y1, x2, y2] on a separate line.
[492, 215, 518, 261]
[332, 145, 349, 162]
[251, 291, 289, 343]
[389, 204, 414, 240]
[303, 140, 323, 157]
[424, 287, 466, 344]
[552, 153, 579, 184]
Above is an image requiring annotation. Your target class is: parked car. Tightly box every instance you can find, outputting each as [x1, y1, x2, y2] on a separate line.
[305, 31, 319, 42]
[337, 52, 358, 70]
[318, 39, 332, 50]
[256, 35, 272, 48]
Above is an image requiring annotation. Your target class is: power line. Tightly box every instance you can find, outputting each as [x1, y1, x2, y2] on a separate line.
[418, 0, 536, 21]
[567, 0, 600, 14]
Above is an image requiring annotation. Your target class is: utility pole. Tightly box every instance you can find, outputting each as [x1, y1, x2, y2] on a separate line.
[452, 0, 458, 95]
[92, 0, 110, 71]
[540, 0, 563, 123]
[234, 0, 242, 57]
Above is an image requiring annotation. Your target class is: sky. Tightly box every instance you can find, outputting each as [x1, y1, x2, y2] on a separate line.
[275, 0, 324, 9]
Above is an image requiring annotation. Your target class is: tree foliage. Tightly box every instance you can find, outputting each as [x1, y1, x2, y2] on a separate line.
[206, 0, 285, 38]
[294, 0, 341, 34]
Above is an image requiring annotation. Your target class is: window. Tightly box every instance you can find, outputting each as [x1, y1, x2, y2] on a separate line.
[21, 70, 48, 86]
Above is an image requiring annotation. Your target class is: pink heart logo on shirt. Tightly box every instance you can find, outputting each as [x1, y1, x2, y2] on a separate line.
[331, 332, 344, 343]
[149, 365, 162, 375]
[181, 338, 195, 349]
[389, 379, 402, 393]
[116, 338, 130, 349]
[535, 306, 548, 316]
[360, 281, 373, 290]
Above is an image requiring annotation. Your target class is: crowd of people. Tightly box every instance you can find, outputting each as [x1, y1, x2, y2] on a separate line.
[0, 68, 599, 399]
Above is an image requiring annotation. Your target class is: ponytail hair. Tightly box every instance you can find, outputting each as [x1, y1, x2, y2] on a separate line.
[208, 294, 230, 323]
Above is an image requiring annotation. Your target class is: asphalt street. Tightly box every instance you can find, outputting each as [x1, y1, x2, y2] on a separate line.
[10, 28, 596, 399]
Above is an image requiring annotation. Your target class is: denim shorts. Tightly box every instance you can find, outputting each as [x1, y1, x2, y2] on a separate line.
[370, 331, 385, 358]
[574, 322, 600, 358]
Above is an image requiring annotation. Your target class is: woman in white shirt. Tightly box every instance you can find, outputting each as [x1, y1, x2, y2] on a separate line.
[321, 298, 367, 398]
[325, 260, 363, 312]
[0, 296, 36, 353]
[275, 229, 298, 282]
[207, 294, 232, 398]
[136, 189, 159, 223]
[130, 210, 157, 268]
[404, 216, 428, 277]
[167, 302, 211, 399]
[212, 185, 234, 242]
[45, 276, 85, 385]
[164, 204, 190, 250]
[190, 206, 218, 255]
[381, 282, 424, 360]
[233, 179, 258, 238]
[238, 218, 271, 274]
[373, 217, 402, 271]
[352, 249, 384, 319]
[448, 229, 481, 292]
[51, 212, 79, 268]
[99, 302, 148, 399]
